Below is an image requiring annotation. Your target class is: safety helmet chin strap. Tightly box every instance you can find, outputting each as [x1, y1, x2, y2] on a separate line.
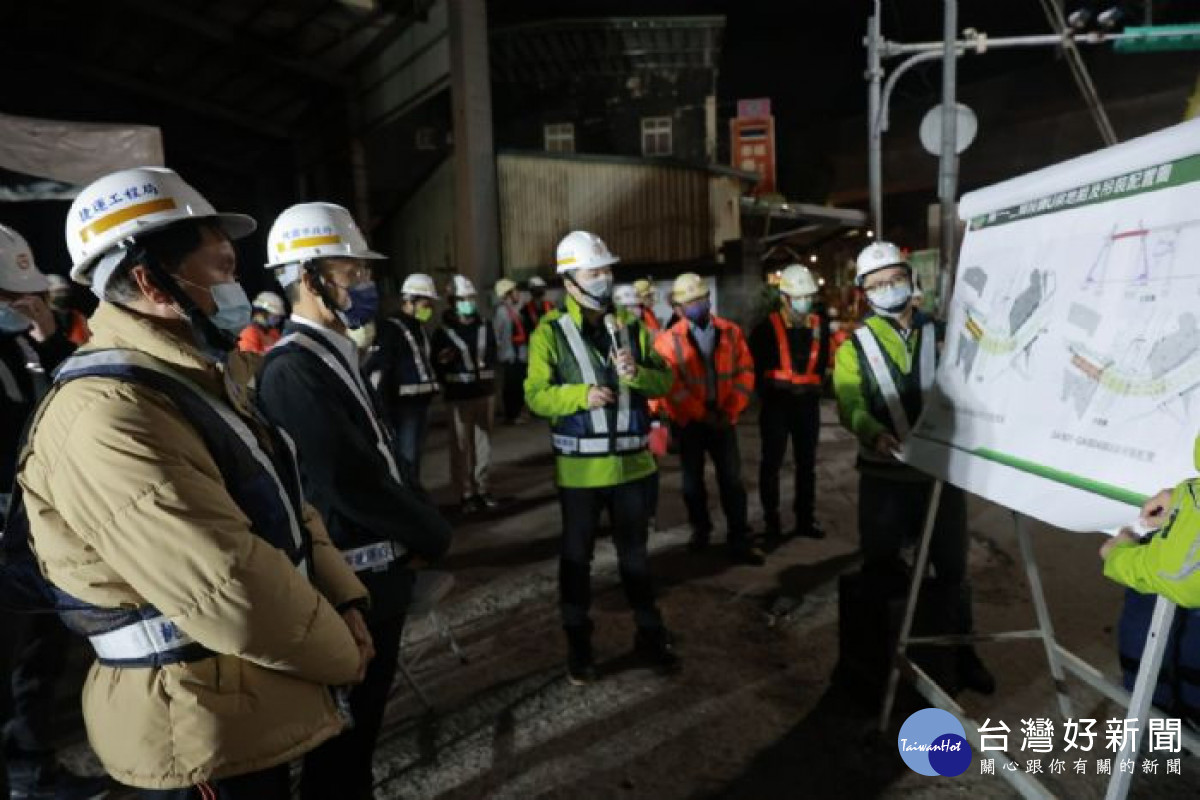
[565, 273, 609, 311]
[120, 244, 234, 359]
[301, 260, 350, 327]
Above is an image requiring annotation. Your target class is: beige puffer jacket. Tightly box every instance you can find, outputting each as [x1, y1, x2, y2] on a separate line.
[17, 303, 368, 789]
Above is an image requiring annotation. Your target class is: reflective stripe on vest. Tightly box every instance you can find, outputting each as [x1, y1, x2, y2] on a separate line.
[388, 317, 437, 395]
[556, 314, 614, 436]
[49, 349, 313, 665]
[852, 322, 935, 440]
[446, 324, 489, 382]
[276, 331, 404, 487]
[341, 540, 400, 572]
[552, 433, 648, 456]
[764, 312, 823, 387]
[505, 305, 528, 345]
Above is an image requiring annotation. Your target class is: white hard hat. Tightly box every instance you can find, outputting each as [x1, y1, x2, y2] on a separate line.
[45, 274, 72, 293]
[613, 284, 639, 307]
[855, 241, 908, 285]
[447, 274, 477, 298]
[266, 202, 384, 285]
[252, 291, 285, 316]
[65, 167, 256, 289]
[779, 264, 819, 297]
[671, 272, 709, 305]
[400, 273, 437, 299]
[0, 225, 50, 294]
[555, 230, 619, 274]
[495, 277, 517, 299]
[528, 276, 548, 288]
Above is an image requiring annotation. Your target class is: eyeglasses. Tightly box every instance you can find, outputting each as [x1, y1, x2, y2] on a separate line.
[325, 264, 372, 288]
[863, 276, 911, 293]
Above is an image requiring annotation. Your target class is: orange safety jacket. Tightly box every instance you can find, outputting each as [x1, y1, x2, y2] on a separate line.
[64, 309, 91, 346]
[238, 323, 282, 354]
[763, 311, 825, 388]
[641, 307, 661, 333]
[524, 299, 554, 326]
[654, 315, 755, 425]
[504, 304, 528, 346]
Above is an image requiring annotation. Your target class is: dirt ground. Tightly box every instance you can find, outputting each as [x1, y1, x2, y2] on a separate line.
[55, 399, 1199, 799]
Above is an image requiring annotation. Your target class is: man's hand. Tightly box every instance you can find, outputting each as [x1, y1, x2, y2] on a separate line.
[341, 608, 375, 683]
[614, 349, 637, 380]
[1100, 528, 1140, 561]
[1139, 488, 1174, 528]
[11, 296, 56, 342]
[587, 385, 615, 408]
[873, 432, 902, 458]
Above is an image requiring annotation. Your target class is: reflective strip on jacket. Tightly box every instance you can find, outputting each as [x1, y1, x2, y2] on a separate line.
[654, 315, 755, 425]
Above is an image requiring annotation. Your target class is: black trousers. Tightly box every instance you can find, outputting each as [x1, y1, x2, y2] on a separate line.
[136, 764, 290, 799]
[1, 613, 71, 763]
[301, 612, 405, 800]
[501, 361, 527, 422]
[677, 421, 749, 542]
[559, 475, 663, 630]
[857, 473, 973, 631]
[758, 392, 820, 530]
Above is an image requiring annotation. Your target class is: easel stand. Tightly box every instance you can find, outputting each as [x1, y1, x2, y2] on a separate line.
[877, 479, 1199, 800]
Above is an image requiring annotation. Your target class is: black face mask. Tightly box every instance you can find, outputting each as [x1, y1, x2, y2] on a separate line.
[531, 289, 545, 300]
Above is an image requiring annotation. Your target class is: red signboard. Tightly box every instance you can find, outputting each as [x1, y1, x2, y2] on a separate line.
[730, 103, 776, 196]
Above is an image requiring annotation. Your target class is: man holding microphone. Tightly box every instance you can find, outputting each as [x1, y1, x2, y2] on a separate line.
[525, 231, 679, 685]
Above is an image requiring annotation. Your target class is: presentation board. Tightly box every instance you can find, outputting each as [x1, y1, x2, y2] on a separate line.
[905, 118, 1200, 532]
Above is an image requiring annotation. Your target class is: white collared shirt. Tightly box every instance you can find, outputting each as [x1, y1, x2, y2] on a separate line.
[290, 313, 370, 395]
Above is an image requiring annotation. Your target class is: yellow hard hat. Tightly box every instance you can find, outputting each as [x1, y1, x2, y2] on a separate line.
[671, 273, 709, 305]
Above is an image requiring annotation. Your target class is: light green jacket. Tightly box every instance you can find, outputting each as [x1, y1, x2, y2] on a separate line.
[524, 296, 672, 489]
[1105, 477, 1200, 608]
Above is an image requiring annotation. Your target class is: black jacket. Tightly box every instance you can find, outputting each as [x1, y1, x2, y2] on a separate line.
[363, 313, 439, 412]
[257, 322, 452, 619]
[748, 310, 831, 402]
[1, 330, 74, 493]
[431, 311, 498, 402]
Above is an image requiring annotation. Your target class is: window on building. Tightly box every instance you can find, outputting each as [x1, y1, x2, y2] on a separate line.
[641, 116, 673, 157]
[544, 122, 575, 153]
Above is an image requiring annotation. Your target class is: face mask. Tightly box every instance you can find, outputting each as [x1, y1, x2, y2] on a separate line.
[866, 283, 913, 318]
[206, 282, 253, 333]
[0, 302, 31, 334]
[683, 300, 711, 326]
[456, 299, 477, 317]
[264, 314, 283, 328]
[571, 274, 613, 311]
[414, 306, 433, 323]
[531, 289, 545, 300]
[340, 281, 379, 330]
[789, 296, 814, 315]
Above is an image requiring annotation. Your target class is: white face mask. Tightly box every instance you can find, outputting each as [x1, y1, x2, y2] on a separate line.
[572, 274, 613, 310]
[866, 283, 913, 318]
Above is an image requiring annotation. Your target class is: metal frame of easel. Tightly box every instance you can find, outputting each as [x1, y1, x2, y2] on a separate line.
[877, 479, 1200, 800]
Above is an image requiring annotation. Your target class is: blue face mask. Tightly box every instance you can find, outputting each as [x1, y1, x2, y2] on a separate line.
[866, 283, 913, 317]
[0, 302, 32, 334]
[683, 300, 711, 326]
[456, 299, 477, 317]
[341, 281, 379, 330]
[206, 282, 253, 333]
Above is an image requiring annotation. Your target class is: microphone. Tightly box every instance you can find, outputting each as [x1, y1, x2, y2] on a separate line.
[604, 314, 634, 379]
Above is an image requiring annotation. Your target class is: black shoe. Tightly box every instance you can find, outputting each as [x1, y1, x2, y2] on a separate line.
[687, 530, 711, 552]
[634, 627, 681, 675]
[565, 624, 598, 686]
[957, 648, 996, 695]
[478, 493, 500, 510]
[728, 541, 766, 566]
[792, 521, 826, 540]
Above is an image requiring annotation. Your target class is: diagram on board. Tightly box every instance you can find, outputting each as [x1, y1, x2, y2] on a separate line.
[1081, 219, 1200, 290]
[953, 264, 1055, 386]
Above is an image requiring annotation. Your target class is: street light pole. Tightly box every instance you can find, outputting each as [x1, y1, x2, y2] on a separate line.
[867, 0, 884, 238]
[938, 0, 959, 315]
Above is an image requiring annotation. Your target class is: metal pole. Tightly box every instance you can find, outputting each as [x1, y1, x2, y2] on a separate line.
[867, 0, 883, 237]
[1013, 512, 1073, 721]
[938, 0, 959, 316]
[879, 479, 944, 732]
